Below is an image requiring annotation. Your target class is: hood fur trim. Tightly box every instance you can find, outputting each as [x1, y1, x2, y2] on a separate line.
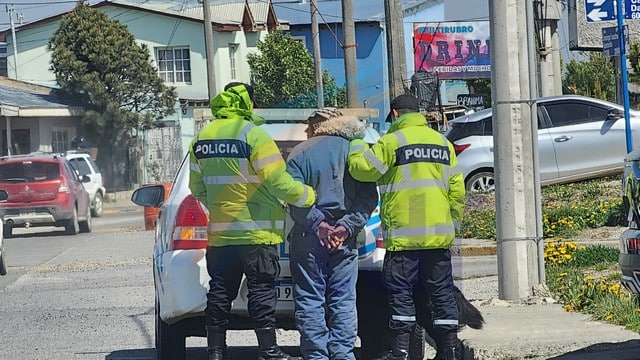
[308, 115, 367, 140]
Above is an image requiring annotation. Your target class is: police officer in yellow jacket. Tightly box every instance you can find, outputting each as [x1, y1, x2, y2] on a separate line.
[348, 94, 465, 360]
[189, 82, 316, 360]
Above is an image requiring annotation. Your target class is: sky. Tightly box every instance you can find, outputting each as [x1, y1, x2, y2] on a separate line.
[0, 0, 200, 31]
[0, 0, 89, 30]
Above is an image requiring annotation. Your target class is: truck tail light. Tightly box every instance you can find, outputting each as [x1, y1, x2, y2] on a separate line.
[453, 143, 471, 155]
[171, 195, 208, 250]
[375, 228, 384, 249]
[58, 175, 70, 193]
[628, 237, 640, 255]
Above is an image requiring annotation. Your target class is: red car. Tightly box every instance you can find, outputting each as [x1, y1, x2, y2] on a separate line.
[0, 153, 92, 238]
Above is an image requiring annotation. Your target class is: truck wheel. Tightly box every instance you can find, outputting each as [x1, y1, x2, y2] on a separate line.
[155, 302, 186, 360]
[91, 192, 103, 217]
[0, 242, 6, 276]
[80, 203, 92, 233]
[65, 207, 79, 235]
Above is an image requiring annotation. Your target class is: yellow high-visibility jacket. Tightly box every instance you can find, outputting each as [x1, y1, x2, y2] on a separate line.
[189, 84, 315, 247]
[348, 112, 465, 251]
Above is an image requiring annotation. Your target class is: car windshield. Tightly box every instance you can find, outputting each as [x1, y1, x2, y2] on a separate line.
[445, 116, 492, 142]
[68, 158, 92, 176]
[0, 161, 59, 182]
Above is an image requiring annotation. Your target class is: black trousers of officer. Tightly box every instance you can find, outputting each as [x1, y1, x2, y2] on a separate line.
[205, 244, 281, 329]
[383, 248, 458, 338]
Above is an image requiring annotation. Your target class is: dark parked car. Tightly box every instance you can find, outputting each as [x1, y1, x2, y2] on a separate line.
[0, 153, 92, 238]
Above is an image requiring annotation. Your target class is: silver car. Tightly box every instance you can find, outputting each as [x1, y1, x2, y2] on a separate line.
[445, 94, 640, 192]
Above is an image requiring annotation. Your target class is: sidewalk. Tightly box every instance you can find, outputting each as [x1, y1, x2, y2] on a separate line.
[453, 234, 640, 359]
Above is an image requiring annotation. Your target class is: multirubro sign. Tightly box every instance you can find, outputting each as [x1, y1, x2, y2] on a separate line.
[413, 21, 491, 80]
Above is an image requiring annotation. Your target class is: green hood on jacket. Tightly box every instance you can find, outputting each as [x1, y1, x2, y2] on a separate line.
[210, 83, 265, 125]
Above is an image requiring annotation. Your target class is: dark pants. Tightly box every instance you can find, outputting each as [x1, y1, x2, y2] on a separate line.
[205, 244, 281, 329]
[289, 231, 358, 360]
[383, 249, 458, 338]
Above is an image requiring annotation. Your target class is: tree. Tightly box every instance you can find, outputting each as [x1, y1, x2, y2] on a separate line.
[48, 3, 177, 187]
[247, 31, 345, 108]
[562, 52, 615, 102]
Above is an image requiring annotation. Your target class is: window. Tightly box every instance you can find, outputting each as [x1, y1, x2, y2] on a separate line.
[544, 101, 608, 127]
[229, 43, 238, 79]
[157, 47, 191, 83]
[68, 157, 91, 176]
[51, 129, 68, 153]
[2, 129, 30, 155]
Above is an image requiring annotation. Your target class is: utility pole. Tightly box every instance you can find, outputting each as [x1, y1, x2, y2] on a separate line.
[202, 0, 216, 100]
[489, 0, 541, 300]
[342, 0, 358, 107]
[537, 0, 562, 96]
[6, 4, 18, 80]
[384, 0, 407, 100]
[310, 0, 324, 107]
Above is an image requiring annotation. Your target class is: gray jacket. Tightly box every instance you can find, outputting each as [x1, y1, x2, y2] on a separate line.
[286, 116, 378, 240]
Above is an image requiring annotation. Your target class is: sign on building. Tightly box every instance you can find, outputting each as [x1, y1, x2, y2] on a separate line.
[585, 0, 615, 22]
[602, 25, 629, 57]
[413, 21, 490, 80]
[457, 94, 485, 111]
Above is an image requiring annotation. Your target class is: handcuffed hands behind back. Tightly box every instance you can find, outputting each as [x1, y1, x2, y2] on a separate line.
[316, 222, 349, 252]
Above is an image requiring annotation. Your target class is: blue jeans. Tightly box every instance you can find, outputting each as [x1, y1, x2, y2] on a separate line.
[289, 231, 358, 360]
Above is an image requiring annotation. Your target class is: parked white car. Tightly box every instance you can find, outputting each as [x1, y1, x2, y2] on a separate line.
[130, 108, 427, 360]
[444, 94, 640, 192]
[66, 151, 106, 217]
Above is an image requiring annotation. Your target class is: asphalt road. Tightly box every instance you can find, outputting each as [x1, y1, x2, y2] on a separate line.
[9, 206, 610, 360]
[0, 208, 303, 360]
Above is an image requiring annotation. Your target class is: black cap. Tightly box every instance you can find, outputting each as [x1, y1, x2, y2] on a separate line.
[386, 94, 420, 122]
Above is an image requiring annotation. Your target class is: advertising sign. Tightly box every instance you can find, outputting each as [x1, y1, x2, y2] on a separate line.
[413, 21, 491, 80]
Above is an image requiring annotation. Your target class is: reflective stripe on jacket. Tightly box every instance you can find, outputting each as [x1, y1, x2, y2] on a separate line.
[189, 85, 315, 247]
[347, 112, 465, 251]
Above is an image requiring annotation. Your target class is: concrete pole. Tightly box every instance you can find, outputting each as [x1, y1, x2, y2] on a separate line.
[539, 21, 563, 96]
[7, 5, 18, 80]
[384, 0, 407, 100]
[550, 23, 563, 95]
[489, 0, 541, 300]
[342, 0, 359, 107]
[202, 0, 216, 101]
[310, 0, 324, 108]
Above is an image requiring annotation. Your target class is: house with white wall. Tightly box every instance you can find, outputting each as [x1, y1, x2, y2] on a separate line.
[0, 0, 284, 187]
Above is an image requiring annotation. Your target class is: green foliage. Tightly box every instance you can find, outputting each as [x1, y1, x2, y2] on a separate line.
[247, 31, 345, 108]
[570, 245, 619, 267]
[48, 2, 177, 149]
[461, 177, 624, 240]
[459, 209, 496, 240]
[544, 244, 640, 332]
[562, 52, 616, 102]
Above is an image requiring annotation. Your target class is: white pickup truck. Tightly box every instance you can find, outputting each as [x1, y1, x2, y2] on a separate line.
[131, 108, 427, 359]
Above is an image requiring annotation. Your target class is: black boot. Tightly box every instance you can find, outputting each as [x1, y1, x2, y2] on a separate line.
[255, 327, 301, 360]
[372, 332, 410, 360]
[206, 326, 227, 360]
[443, 344, 461, 360]
[442, 332, 462, 360]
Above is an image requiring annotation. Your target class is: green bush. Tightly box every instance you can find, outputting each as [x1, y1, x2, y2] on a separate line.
[461, 177, 624, 240]
[544, 242, 640, 332]
[570, 245, 619, 267]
